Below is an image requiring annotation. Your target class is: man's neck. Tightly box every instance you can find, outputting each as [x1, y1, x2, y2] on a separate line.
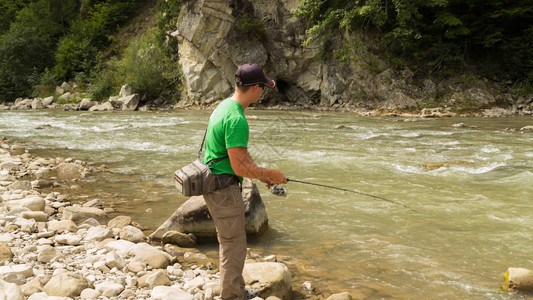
[230, 93, 250, 110]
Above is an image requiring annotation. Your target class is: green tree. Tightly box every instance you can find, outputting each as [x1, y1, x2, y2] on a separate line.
[295, 0, 533, 86]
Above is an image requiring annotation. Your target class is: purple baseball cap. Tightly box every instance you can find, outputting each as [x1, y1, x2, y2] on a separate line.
[235, 64, 275, 88]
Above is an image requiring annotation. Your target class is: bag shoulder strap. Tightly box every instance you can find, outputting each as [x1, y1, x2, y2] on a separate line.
[197, 121, 228, 166]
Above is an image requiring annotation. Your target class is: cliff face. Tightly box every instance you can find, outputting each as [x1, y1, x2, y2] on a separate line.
[173, 0, 525, 113]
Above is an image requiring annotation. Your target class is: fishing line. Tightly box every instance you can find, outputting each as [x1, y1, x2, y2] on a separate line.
[283, 178, 417, 212]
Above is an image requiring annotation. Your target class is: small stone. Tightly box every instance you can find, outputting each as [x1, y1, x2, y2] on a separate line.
[0, 242, 13, 261]
[95, 281, 125, 297]
[80, 288, 101, 299]
[107, 215, 132, 229]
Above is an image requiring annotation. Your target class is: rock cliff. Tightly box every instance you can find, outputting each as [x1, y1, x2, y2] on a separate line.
[172, 0, 527, 113]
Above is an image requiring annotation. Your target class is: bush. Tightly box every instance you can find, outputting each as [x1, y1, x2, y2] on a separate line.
[52, 19, 104, 79]
[118, 29, 182, 101]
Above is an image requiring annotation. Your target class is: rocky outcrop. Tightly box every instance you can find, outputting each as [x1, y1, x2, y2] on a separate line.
[172, 0, 530, 114]
[151, 178, 269, 241]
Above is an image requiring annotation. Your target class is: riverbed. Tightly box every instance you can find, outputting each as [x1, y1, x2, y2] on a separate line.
[1, 109, 532, 299]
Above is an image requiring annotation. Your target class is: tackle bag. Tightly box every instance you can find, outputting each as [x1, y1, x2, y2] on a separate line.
[174, 159, 216, 196]
[173, 127, 231, 196]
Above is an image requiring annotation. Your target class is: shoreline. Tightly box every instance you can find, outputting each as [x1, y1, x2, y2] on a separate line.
[1, 94, 533, 118]
[0, 137, 336, 300]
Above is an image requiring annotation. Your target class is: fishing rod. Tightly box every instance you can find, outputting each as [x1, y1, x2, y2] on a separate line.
[272, 178, 417, 212]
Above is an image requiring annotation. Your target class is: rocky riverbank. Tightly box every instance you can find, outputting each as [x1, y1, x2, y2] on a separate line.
[0, 138, 355, 300]
[1, 81, 533, 118]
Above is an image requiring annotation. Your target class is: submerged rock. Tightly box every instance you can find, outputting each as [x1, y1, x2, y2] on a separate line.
[150, 179, 268, 241]
[422, 160, 475, 171]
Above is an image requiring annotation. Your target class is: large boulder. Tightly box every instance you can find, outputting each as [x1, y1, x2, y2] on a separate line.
[79, 98, 97, 110]
[150, 179, 268, 241]
[120, 94, 139, 111]
[31, 98, 44, 109]
[243, 262, 292, 300]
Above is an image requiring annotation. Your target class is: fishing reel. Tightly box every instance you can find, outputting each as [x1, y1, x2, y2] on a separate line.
[271, 185, 287, 197]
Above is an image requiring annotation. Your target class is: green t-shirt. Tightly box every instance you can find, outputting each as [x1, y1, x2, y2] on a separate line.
[202, 98, 249, 177]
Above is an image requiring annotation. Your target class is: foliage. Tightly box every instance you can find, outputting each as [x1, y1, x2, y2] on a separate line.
[0, 0, 31, 34]
[118, 29, 182, 101]
[0, 0, 143, 101]
[89, 58, 122, 101]
[239, 13, 266, 41]
[294, 0, 533, 86]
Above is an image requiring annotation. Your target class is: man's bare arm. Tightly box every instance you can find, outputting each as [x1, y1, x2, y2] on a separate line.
[227, 147, 286, 186]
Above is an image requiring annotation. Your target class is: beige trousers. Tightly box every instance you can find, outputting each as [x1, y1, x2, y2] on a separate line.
[204, 183, 247, 300]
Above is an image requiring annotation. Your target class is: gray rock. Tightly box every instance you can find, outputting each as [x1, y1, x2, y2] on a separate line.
[57, 163, 85, 180]
[121, 94, 139, 111]
[0, 279, 24, 300]
[0, 264, 34, 278]
[0, 241, 13, 262]
[104, 240, 135, 257]
[89, 101, 114, 111]
[119, 84, 134, 98]
[105, 251, 126, 270]
[21, 211, 48, 222]
[8, 195, 45, 211]
[151, 179, 268, 241]
[520, 125, 533, 131]
[31, 98, 44, 109]
[151, 286, 193, 300]
[95, 281, 124, 297]
[138, 270, 171, 289]
[38, 245, 62, 263]
[62, 206, 106, 224]
[162, 231, 197, 247]
[7, 180, 32, 191]
[42, 96, 54, 106]
[119, 225, 145, 243]
[79, 98, 97, 110]
[129, 243, 169, 269]
[84, 226, 113, 241]
[243, 262, 292, 300]
[0, 161, 19, 171]
[55, 233, 82, 245]
[43, 272, 89, 298]
[107, 215, 132, 229]
[14, 217, 36, 232]
[48, 220, 78, 232]
[80, 288, 101, 299]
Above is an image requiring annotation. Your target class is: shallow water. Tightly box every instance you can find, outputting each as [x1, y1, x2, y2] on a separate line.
[2, 109, 533, 299]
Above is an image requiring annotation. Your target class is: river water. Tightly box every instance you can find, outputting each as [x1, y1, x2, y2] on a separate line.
[1, 109, 533, 299]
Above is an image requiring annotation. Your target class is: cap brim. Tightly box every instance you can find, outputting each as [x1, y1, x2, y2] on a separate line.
[264, 79, 275, 88]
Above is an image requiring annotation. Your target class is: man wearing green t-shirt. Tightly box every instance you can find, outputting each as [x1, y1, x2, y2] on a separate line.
[202, 64, 286, 300]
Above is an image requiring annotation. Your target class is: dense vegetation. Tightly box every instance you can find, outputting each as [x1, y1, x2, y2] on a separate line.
[295, 0, 533, 92]
[0, 0, 531, 103]
[0, 0, 182, 103]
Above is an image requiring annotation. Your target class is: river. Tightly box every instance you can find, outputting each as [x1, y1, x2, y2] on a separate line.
[1, 109, 532, 299]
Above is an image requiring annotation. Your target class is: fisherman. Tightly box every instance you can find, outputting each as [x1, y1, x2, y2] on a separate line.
[202, 63, 287, 300]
